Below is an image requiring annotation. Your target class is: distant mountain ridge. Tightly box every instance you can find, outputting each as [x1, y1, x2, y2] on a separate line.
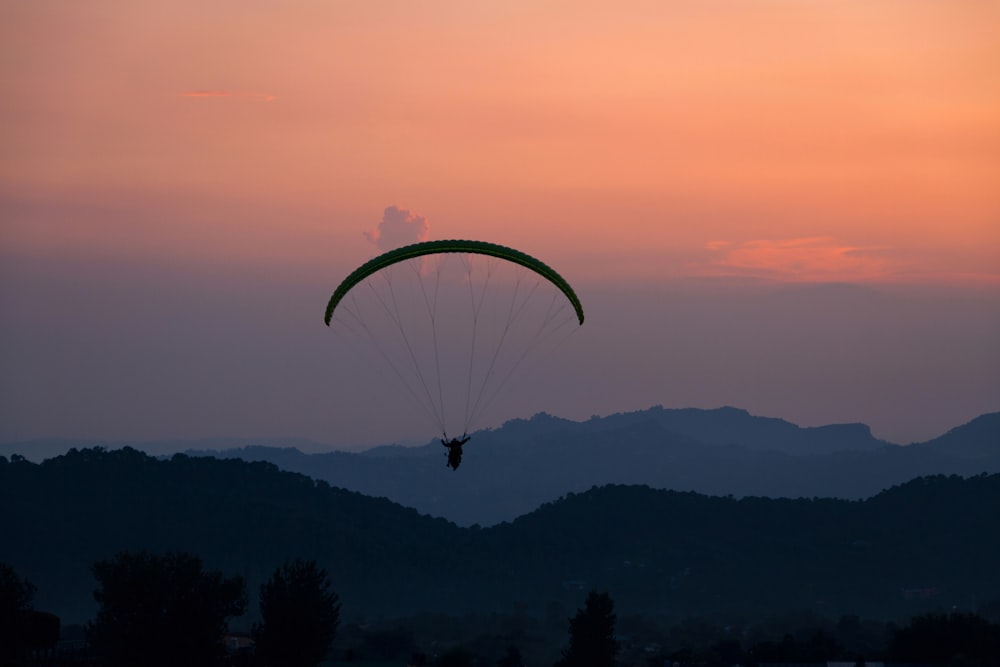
[0, 435, 337, 463]
[184, 407, 1000, 526]
[494, 406, 888, 455]
[907, 411, 1000, 459]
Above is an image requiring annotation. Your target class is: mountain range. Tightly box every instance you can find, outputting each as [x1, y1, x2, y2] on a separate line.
[176, 406, 1000, 526]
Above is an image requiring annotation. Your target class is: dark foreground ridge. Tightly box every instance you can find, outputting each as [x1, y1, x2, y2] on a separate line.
[3, 447, 999, 628]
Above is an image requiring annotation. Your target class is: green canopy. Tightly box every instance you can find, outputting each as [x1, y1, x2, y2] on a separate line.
[325, 239, 584, 326]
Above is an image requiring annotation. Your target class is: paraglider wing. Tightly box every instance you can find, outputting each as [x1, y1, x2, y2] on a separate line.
[324, 239, 584, 326]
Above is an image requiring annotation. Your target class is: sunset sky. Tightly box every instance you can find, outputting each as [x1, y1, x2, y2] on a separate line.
[2, 1, 998, 449]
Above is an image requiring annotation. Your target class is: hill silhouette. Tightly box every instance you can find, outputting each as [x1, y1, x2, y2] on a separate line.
[2, 447, 998, 628]
[186, 407, 1000, 525]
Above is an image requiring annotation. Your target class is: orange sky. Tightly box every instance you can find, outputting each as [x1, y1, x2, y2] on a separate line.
[2, 1, 998, 285]
[1, 2, 998, 447]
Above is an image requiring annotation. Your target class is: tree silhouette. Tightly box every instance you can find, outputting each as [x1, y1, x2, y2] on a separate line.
[253, 558, 341, 667]
[87, 550, 246, 667]
[0, 562, 37, 663]
[556, 590, 620, 667]
[888, 612, 1000, 665]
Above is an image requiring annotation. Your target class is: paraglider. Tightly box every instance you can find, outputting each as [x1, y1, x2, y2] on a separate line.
[325, 239, 584, 467]
[440, 435, 471, 470]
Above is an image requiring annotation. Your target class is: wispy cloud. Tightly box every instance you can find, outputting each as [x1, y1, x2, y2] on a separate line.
[700, 237, 894, 282]
[704, 240, 732, 252]
[179, 90, 276, 102]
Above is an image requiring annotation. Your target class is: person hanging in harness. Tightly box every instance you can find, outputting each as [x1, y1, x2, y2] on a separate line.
[441, 434, 470, 470]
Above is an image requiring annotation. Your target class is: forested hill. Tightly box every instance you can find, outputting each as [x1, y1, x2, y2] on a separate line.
[3, 447, 999, 627]
[1, 448, 463, 625]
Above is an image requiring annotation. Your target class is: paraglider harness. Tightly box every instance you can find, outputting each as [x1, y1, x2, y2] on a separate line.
[441, 434, 470, 470]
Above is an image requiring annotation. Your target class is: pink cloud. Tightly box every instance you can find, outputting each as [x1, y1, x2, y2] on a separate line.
[700, 237, 894, 282]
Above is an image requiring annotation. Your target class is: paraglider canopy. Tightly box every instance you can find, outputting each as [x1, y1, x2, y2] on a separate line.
[324, 239, 584, 442]
[325, 240, 584, 326]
